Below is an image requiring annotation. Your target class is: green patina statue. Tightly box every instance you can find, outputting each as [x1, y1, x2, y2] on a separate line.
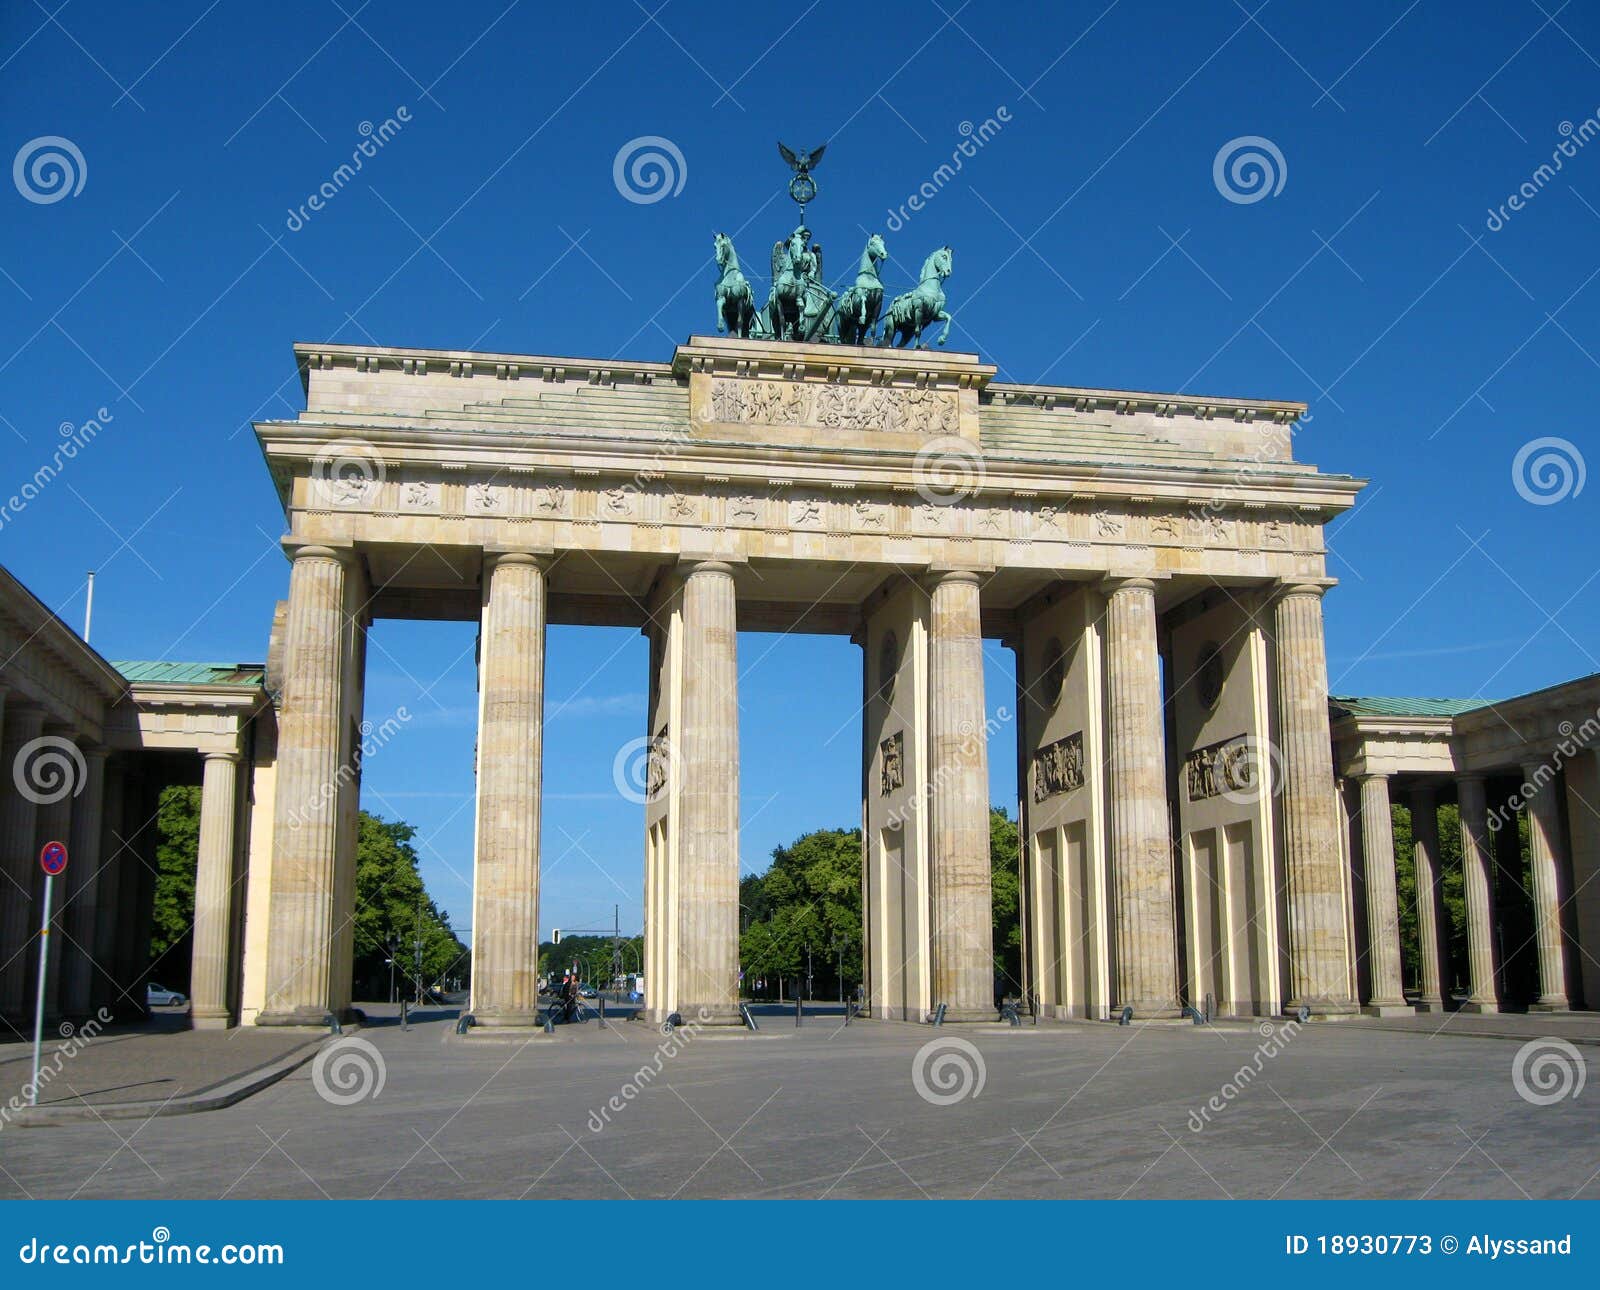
[710, 144, 955, 349]
[837, 232, 887, 346]
[713, 232, 757, 338]
[882, 246, 954, 349]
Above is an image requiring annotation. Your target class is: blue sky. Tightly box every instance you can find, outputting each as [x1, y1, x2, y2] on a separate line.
[3, 1, 1598, 937]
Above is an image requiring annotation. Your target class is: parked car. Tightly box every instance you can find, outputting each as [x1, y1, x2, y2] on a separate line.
[146, 983, 187, 1007]
[579, 986, 597, 999]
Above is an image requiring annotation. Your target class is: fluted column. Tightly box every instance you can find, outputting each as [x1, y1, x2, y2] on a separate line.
[59, 745, 107, 1018]
[258, 544, 352, 1025]
[1408, 788, 1450, 1011]
[1522, 761, 1570, 1011]
[1457, 774, 1499, 1013]
[470, 551, 546, 1026]
[675, 559, 741, 1024]
[1273, 582, 1357, 1014]
[190, 751, 241, 1028]
[0, 703, 45, 1019]
[1102, 577, 1179, 1017]
[91, 762, 125, 1014]
[1356, 774, 1409, 1013]
[928, 570, 995, 1020]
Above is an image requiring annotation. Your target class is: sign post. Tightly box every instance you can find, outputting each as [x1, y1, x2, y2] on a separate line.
[31, 840, 68, 1106]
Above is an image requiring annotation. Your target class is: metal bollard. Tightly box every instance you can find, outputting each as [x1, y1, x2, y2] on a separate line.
[598, 994, 607, 1029]
[931, 1002, 947, 1027]
[401, 999, 409, 1032]
[741, 1003, 759, 1031]
[1118, 1005, 1133, 1026]
[794, 995, 802, 1028]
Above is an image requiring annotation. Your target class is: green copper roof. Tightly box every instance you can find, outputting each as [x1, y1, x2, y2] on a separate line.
[113, 661, 265, 687]
[1330, 695, 1489, 719]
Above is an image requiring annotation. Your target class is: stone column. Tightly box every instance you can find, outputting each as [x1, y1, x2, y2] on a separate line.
[1408, 787, 1450, 1011]
[190, 751, 242, 1028]
[1522, 761, 1570, 1011]
[91, 761, 125, 1014]
[1102, 577, 1179, 1017]
[258, 544, 352, 1025]
[470, 551, 546, 1027]
[1356, 774, 1410, 1014]
[675, 559, 742, 1024]
[0, 703, 45, 1019]
[1456, 775, 1499, 1013]
[59, 745, 107, 1018]
[928, 570, 995, 1021]
[1273, 582, 1357, 1015]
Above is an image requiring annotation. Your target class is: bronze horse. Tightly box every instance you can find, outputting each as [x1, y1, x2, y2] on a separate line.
[836, 233, 887, 346]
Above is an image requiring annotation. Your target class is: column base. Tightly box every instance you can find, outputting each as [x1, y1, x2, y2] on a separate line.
[471, 1010, 544, 1028]
[1361, 1002, 1417, 1018]
[1458, 999, 1500, 1014]
[256, 1005, 353, 1027]
[189, 1010, 234, 1030]
[1414, 998, 1449, 1013]
[936, 1006, 1003, 1023]
[1530, 997, 1571, 1013]
[1115, 1002, 1184, 1020]
[1286, 999, 1361, 1020]
[667, 1003, 746, 1028]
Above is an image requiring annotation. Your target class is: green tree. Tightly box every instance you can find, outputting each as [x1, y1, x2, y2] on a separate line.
[990, 807, 1022, 993]
[149, 784, 201, 990]
[739, 827, 862, 997]
[149, 798, 469, 1001]
[351, 813, 469, 999]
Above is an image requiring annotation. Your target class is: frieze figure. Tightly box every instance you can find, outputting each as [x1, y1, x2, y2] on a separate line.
[1032, 732, 1085, 801]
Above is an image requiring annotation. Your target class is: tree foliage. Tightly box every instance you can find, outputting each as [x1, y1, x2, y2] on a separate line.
[150, 793, 469, 999]
[737, 809, 1024, 1002]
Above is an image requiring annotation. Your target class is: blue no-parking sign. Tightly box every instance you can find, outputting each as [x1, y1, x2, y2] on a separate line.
[39, 839, 67, 875]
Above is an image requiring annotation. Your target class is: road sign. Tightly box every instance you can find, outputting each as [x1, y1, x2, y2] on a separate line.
[39, 840, 67, 875]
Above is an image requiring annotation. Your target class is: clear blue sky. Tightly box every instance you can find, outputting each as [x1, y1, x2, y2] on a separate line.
[4, 1, 1598, 937]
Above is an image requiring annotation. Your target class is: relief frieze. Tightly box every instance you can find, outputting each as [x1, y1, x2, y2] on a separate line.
[708, 377, 960, 436]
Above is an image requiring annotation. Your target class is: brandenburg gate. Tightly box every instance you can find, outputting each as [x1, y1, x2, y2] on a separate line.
[246, 326, 1364, 1028]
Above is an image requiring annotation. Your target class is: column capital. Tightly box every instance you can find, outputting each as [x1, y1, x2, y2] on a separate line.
[1353, 770, 1391, 785]
[1270, 576, 1337, 603]
[202, 749, 243, 765]
[1099, 574, 1161, 597]
[281, 539, 356, 566]
[679, 556, 741, 578]
[483, 547, 552, 572]
[1456, 771, 1488, 786]
[927, 567, 985, 589]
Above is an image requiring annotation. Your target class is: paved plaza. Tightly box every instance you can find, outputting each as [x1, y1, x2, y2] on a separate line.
[1, 1009, 1594, 1200]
